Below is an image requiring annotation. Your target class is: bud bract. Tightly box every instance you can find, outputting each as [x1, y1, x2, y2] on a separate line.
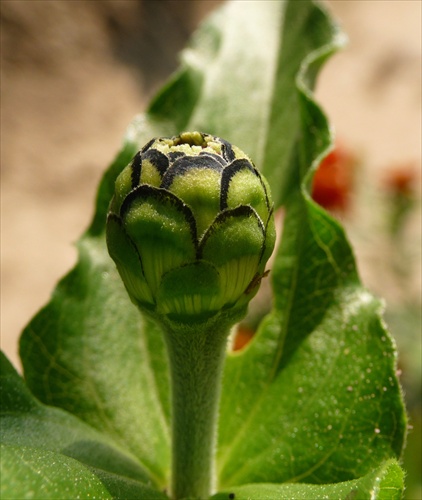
[106, 132, 276, 323]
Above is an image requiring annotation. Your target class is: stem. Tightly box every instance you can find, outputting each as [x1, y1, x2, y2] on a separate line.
[163, 322, 230, 500]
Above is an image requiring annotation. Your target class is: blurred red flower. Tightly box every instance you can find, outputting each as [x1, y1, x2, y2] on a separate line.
[312, 142, 356, 212]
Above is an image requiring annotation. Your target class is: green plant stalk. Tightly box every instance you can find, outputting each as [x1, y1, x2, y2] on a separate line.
[161, 314, 240, 500]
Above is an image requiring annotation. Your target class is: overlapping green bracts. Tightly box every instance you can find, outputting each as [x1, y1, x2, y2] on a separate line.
[107, 131, 275, 323]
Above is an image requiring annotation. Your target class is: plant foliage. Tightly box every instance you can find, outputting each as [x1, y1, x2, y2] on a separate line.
[1, 1, 406, 498]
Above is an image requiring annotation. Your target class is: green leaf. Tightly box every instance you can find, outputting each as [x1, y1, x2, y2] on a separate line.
[1, 445, 167, 500]
[211, 459, 405, 500]
[13, 0, 406, 499]
[216, 0, 406, 491]
[19, 233, 172, 488]
[0, 353, 167, 500]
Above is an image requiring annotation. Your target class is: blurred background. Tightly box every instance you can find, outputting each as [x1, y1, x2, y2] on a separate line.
[1, 1, 420, 498]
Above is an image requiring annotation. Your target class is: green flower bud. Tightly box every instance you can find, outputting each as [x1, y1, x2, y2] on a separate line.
[106, 131, 276, 323]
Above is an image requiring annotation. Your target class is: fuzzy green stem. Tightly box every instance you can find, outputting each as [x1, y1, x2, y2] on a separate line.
[162, 321, 230, 500]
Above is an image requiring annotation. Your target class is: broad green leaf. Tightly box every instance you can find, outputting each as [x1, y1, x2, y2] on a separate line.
[0, 353, 166, 499]
[216, 1, 406, 490]
[211, 459, 404, 500]
[1, 445, 166, 500]
[19, 230, 172, 488]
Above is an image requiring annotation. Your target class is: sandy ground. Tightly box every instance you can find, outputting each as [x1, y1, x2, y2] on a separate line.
[1, 0, 421, 372]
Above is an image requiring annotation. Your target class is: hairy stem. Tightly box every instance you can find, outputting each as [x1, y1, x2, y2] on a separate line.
[163, 322, 230, 500]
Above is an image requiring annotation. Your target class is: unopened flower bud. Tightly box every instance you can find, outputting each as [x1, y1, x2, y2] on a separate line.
[106, 131, 276, 323]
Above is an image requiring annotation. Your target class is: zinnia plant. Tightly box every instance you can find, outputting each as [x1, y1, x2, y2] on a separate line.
[106, 131, 276, 499]
[1, 2, 407, 499]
